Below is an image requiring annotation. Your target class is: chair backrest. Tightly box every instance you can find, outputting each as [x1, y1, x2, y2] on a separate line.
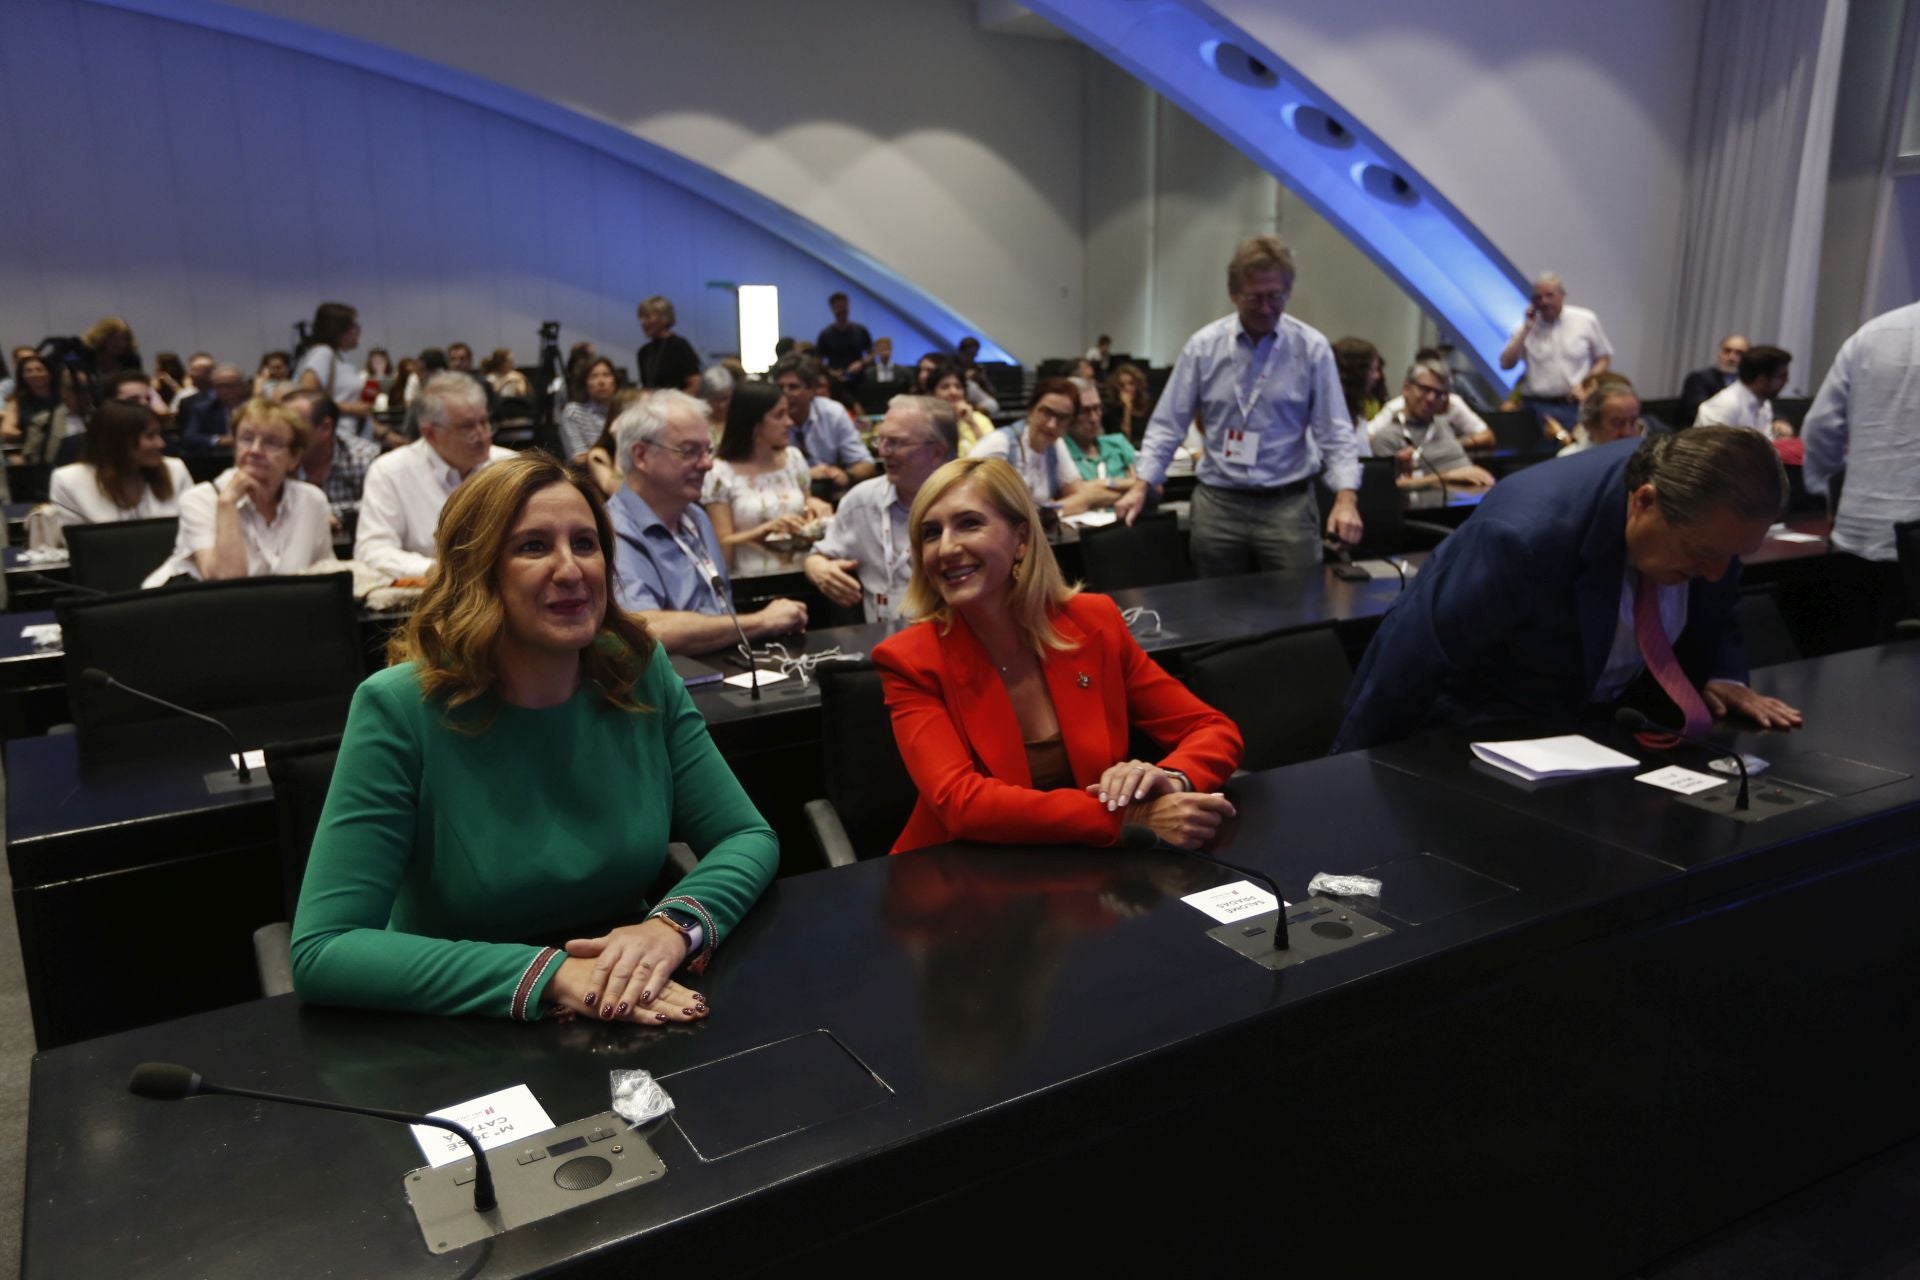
[1483, 409, 1544, 455]
[264, 735, 342, 919]
[1351, 457, 1409, 549]
[816, 660, 918, 858]
[1078, 511, 1190, 591]
[1736, 587, 1800, 668]
[1184, 624, 1352, 771]
[57, 572, 364, 754]
[65, 517, 178, 593]
[1639, 397, 1687, 432]
[1896, 518, 1920, 616]
[1772, 397, 1812, 430]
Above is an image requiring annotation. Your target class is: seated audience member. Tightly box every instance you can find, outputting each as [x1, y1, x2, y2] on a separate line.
[698, 364, 734, 436]
[609, 390, 808, 651]
[1695, 344, 1795, 437]
[873, 457, 1242, 853]
[1333, 336, 1387, 428]
[49, 400, 193, 526]
[355, 373, 512, 579]
[703, 381, 833, 574]
[636, 296, 702, 392]
[1066, 376, 1137, 486]
[771, 354, 878, 491]
[815, 291, 873, 382]
[1085, 333, 1114, 373]
[1, 353, 76, 464]
[806, 395, 958, 624]
[929, 358, 994, 455]
[483, 348, 530, 400]
[79, 315, 143, 397]
[1680, 334, 1748, 426]
[288, 389, 380, 527]
[176, 363, 248, 450]
[869, 337, 900, 385]
[446, 342, 502, 419]
[1557, 380, 1645, 457]
[151, 352, 187, 407]
[144, 399, 332, 586]
[295, 302, 375, 438]
[254, 351, 294, 400]
[1367, 360, 1497, 489]
[292, 452, 777, 1021]
[398, 347, 451, 441]
[1105, 361, 1153, 443]
[955, 337, 1001, 415]
[1333, 428, 1803, 752]
[0, 345, 32, 402]
[912, 353, 942, 394]
[181, 352, 216, 402]
[971, 377, 1141, 514]
[560, 357, 619, 460]
[586, 388, 643, 498]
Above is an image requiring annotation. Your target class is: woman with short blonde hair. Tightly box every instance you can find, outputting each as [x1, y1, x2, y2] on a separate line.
[293, 450, 778, 1023]
[875, 456, 1243, 853]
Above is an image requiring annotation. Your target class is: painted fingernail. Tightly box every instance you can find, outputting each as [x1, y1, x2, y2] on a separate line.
[640, 989, 654, 1004]
[616, 1001, 629, 1016]
[583, 992, 597, 1007]
[655, 1012, 669, 1023]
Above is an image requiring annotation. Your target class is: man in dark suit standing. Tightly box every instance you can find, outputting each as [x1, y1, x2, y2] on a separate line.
[1333, 427, 1803, 751]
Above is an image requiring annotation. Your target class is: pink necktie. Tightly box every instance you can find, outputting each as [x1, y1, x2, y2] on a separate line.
[1634, 573, 1713, 738]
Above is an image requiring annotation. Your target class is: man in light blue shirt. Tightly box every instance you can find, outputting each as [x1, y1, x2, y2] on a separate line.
[1117, 234, 1363, 577]
[773, 353, 877, 497]
[608, 390, 807, 654]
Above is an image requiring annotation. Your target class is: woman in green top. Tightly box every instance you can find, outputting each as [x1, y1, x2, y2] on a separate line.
[291, 452, 779, 1024]
[1065, 377, 1137, 486]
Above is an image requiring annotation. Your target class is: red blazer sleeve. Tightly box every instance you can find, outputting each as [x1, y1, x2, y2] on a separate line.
[1097, 597, 1243, 789]
[874, 629, 1127, 850]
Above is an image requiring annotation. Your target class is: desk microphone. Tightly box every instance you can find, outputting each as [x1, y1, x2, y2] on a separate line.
[128, 1062, 497, 1213]
[79, 667, 251, 782]
[16, 572, 106, 596]
[1119, 826, 1289, 951]
[710, 572, 759, 701]
[1329, 541, 1409, 590]
[1614, 706, 1748, 811]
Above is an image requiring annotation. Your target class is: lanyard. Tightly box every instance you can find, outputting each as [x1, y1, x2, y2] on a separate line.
[619, 513, 725, 613]
[1005, 427, 1060, 496]
[1234, 331, 1283, 425]
[874, 495, 909, 620]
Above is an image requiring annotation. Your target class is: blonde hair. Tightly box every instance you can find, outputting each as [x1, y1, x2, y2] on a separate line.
[388, 452, 655, 728]
[902, 457, 1078, 655]
[232, 397, 310, 457]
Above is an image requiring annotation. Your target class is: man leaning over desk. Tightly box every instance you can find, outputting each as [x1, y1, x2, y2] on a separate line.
[608, 390, 808, 654]
[1333, 428, 1804, 752]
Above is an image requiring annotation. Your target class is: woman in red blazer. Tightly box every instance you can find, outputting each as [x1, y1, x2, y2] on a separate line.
[872, 457, 1243, 853]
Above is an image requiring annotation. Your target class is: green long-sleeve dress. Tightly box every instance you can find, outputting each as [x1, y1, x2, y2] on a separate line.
[291, 643, 778, 1020]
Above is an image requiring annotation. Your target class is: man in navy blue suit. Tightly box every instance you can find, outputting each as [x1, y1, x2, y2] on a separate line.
[1333, 427, 1804, 751]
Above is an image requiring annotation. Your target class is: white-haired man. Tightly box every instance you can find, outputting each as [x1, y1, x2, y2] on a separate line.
[609, 390, 807, 653]
[354, 372, 512, 578]
[1500, 272, 1613, 442]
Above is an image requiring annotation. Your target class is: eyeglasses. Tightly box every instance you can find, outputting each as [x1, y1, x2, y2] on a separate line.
[875, 436, 930, 455]
[647, 440, 715, 463]
[1077, 403, 1103, 418]
[1033, 405, 1073, 424]
[443, 418, 492, 439]
[234, 431, 292, 452]
[1408, 382, 1450, 398]
[1235, 290, 1289, 308]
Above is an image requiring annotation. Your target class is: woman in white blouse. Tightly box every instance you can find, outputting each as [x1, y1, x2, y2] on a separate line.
[294, 302, 375, 437]
[144, 399, 333, 587]
[49, 400, 193, 527]
[702, 381, 831, 574]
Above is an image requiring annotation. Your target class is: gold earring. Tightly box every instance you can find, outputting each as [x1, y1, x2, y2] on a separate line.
[1010, 558, 1023, 583]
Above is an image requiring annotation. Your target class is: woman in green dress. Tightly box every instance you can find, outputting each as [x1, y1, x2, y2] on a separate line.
[292, 452, 778, 1024]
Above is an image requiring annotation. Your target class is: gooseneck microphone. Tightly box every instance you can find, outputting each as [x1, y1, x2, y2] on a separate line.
[710, 572, 760, 701]
[79, 667, 250, 781]
[1615, 706, 1749, 811]
[1329, 540, 1410, 590]
[128, 1062, 498, 1213]
[16, 572, 108, 597]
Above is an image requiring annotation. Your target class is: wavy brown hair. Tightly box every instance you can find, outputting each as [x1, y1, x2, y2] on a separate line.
[388, 451, 655, 727]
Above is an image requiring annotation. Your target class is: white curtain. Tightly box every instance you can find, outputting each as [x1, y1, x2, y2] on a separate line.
[1666, 0, 1848, 395]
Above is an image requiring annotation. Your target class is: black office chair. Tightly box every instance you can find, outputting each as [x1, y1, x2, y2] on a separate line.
[1183, 625, 1352, 771]
[1483, 409, 1546, 456]
[805, 661, 917, 867]
[1078, 512, 1190, 591]
[1343, 458, 1452, 555]
[1894, 519, 1920, 620]
[1638, 397, 1687, 433]
[1736, 587, 1800, 668]
[251, 734, 699, 997]
[56, 572, 364, 756]
[64, 516, 178, 593]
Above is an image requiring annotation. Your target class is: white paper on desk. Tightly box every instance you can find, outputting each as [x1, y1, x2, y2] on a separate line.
[1357, 558, 1418, 582]
[227, 748, 266, 772]
[411, 1084, 554, 1168]
[1635, 765, 1728, 795]
[1182, 880, 1286, 924]
[1063, 510, 1117, 529]
[1470, 735, 1639, 782]
[19, 623, 60, 648]
[1766, 524, 1825, 544]
[723, 666, 791, 689]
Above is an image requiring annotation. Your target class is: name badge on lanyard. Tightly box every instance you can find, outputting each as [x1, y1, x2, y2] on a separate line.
[1221, 428, 1260, 466]
[1228, 334, 1281, 467]
[874, 501, 907, 619]
[671, 518, 724, 612]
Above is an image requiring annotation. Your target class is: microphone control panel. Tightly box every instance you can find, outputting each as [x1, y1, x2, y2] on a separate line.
[406, 1109, 666, 1254]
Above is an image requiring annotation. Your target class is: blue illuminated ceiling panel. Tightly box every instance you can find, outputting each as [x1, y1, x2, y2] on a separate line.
[1027, 0, 1528, 385]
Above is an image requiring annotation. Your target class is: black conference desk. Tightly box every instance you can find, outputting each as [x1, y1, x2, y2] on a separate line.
[24, 643, 1920, 1276]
